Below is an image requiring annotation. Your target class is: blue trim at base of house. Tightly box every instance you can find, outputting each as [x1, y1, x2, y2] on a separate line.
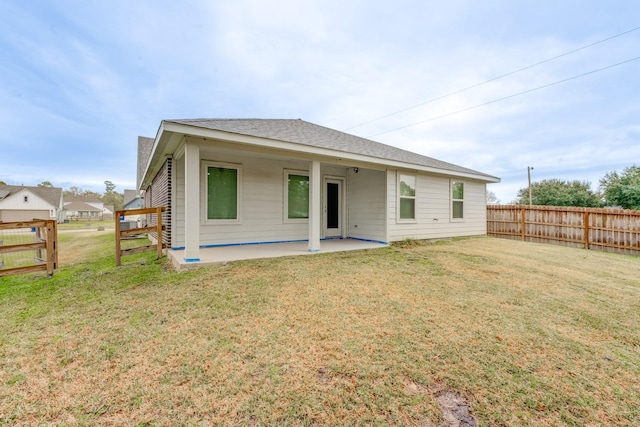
[347, 237, 389, 245]
[184, 257, 201, 262]
[170, 236, 387, 251]
[308, 249, 320, 253]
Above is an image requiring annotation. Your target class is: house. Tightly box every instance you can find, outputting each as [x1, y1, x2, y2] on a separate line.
[103, 205, 115, 220]
[137, 118, 500, 264]
[122, 189, 144, 227]
[123, 189, 143, 210]
[63, 196, 112, 220]
[0, 185, 64, 222]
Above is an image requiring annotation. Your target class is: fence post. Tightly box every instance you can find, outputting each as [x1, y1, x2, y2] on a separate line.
[46, 220, 55, 277]
[115, 213, 122, 267]
[521, 207, 526, 241]
[156, 206, 163, 260]
[584, 211, 590, 250]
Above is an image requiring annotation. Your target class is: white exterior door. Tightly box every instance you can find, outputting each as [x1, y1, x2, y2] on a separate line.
[323, 178, 343, 238]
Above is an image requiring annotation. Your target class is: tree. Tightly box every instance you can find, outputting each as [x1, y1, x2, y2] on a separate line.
[64, 186, 83, 197]
[0, 180, 6, 185]
[38, 181, 53, 188]
[599, 165, 640, 210]
[486, 190, 501, 205]
[102, 180, 124, 211]
[514, 179, 602, 207]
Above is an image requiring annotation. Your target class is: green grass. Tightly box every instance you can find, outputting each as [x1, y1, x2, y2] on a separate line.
[57, 219, 114, 231]
[1, 234, 639, 426]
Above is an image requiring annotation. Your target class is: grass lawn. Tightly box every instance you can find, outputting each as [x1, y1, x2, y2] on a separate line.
[57, 219, 115, 231]
[1, 234, 639, 426]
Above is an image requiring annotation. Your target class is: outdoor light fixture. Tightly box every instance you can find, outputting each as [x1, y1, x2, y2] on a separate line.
[353, 168, 359, 173]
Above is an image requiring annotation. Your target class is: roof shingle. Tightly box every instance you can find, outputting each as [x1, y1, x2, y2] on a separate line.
[166, 118, 497, 180]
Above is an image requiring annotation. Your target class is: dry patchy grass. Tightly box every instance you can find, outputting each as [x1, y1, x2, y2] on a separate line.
[1, 235, 639, 426]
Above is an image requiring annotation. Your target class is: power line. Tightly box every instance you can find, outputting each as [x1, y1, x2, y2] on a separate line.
[366, 55, 640, 138]
[345, 25, 640, 132]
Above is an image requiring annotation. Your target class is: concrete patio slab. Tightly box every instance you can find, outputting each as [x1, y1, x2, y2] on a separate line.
[168, 238, 388, 270]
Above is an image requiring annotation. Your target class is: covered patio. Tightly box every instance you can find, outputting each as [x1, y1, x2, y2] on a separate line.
[167, 238, 388, 270]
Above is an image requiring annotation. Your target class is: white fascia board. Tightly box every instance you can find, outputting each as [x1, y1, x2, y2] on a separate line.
[161, 122, 501, 183]
[140, 122, 184, 189]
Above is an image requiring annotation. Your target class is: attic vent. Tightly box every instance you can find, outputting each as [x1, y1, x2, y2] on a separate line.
[24, 195, 29, 203]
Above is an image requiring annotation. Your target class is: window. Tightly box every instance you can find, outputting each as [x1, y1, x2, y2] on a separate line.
[285, 170, 309, 221]
[205, 163, 241, 221]
[452, 181, 464, 219]
[398, 173, 416, 220]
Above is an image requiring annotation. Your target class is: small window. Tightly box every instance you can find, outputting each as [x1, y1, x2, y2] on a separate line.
[398, 173, 416, 220]
[23, 195, 29, 203]
[204, 163, 241, 221]
[284, 170, 309, 222]
[452, 181, 464, 219]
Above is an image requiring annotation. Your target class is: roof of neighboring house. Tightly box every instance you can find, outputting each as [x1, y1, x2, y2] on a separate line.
[64, 201, 102, 212]
[104, 205, 114, 213]
[0, 185, 63, 207]
[169, 118, 498, 180]
[138, 136, 155, 189]
[64, 196, 102, 204]
[123, 197, 143, 210]
[123, 189, 139, 205]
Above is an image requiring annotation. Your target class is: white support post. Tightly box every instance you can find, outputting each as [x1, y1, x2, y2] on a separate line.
[308, 160, 321, 252]
[184, 142, 201, 261]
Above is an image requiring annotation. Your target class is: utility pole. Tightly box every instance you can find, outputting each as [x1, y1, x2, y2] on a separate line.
[528, 166, 534, 206]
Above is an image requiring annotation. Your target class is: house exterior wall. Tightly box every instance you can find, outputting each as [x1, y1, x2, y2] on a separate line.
[347, 168, 387, 242]
[175, 152, 310, 247]
[386, 170, 487, 241]
[0, 189, 57, 221]
[172, 149, 365, 248]
[145, 158, 172, 246]
[170, 150, 489, 248]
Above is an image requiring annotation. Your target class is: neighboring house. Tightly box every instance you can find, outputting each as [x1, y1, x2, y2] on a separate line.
[103, 205, 115, 219]
[123, 189, 143, 210]
[0, 185, 64, 222]
[138, 118, 500, 263]
[122, 189, 144, 226]
[63, 196, 105, 220]
[63, 201, 102, 220]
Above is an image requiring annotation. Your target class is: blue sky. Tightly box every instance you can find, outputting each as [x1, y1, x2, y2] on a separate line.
[1, 0, 639, 203]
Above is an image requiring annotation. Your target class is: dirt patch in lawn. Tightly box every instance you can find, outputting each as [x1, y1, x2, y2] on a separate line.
[405, 379, 477, 426]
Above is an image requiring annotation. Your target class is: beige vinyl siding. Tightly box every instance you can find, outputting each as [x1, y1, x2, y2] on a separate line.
[174, 156, 185, 247]
[347, 168, 387, 242]
[200, 155, 307, 245]
[387, 170, 487, 241]
[174, 152, 350, 247]
[0, 209, 50, 222]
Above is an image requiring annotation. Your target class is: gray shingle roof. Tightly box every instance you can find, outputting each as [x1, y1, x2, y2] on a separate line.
[137, 136, 155, 189]
[0, 185, 62, 207]
[166, 118, 497, 180]
[64, 201, 102, 212]
[123, 189, 138, 205]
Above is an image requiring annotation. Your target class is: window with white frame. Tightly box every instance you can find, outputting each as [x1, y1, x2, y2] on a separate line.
[284, 170, 309, 221]
[398, 173, 416, 220]
[204, 162, 241, 221]
[452, 181, 464, 219]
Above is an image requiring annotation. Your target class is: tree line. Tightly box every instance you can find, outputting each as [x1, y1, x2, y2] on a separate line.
[510, 165, 640, 209]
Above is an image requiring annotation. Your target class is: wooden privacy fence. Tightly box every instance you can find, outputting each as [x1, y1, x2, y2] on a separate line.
[115, 207, 166, 266]
[0, 219, 58, 277]
[487, 205, 640, 256]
